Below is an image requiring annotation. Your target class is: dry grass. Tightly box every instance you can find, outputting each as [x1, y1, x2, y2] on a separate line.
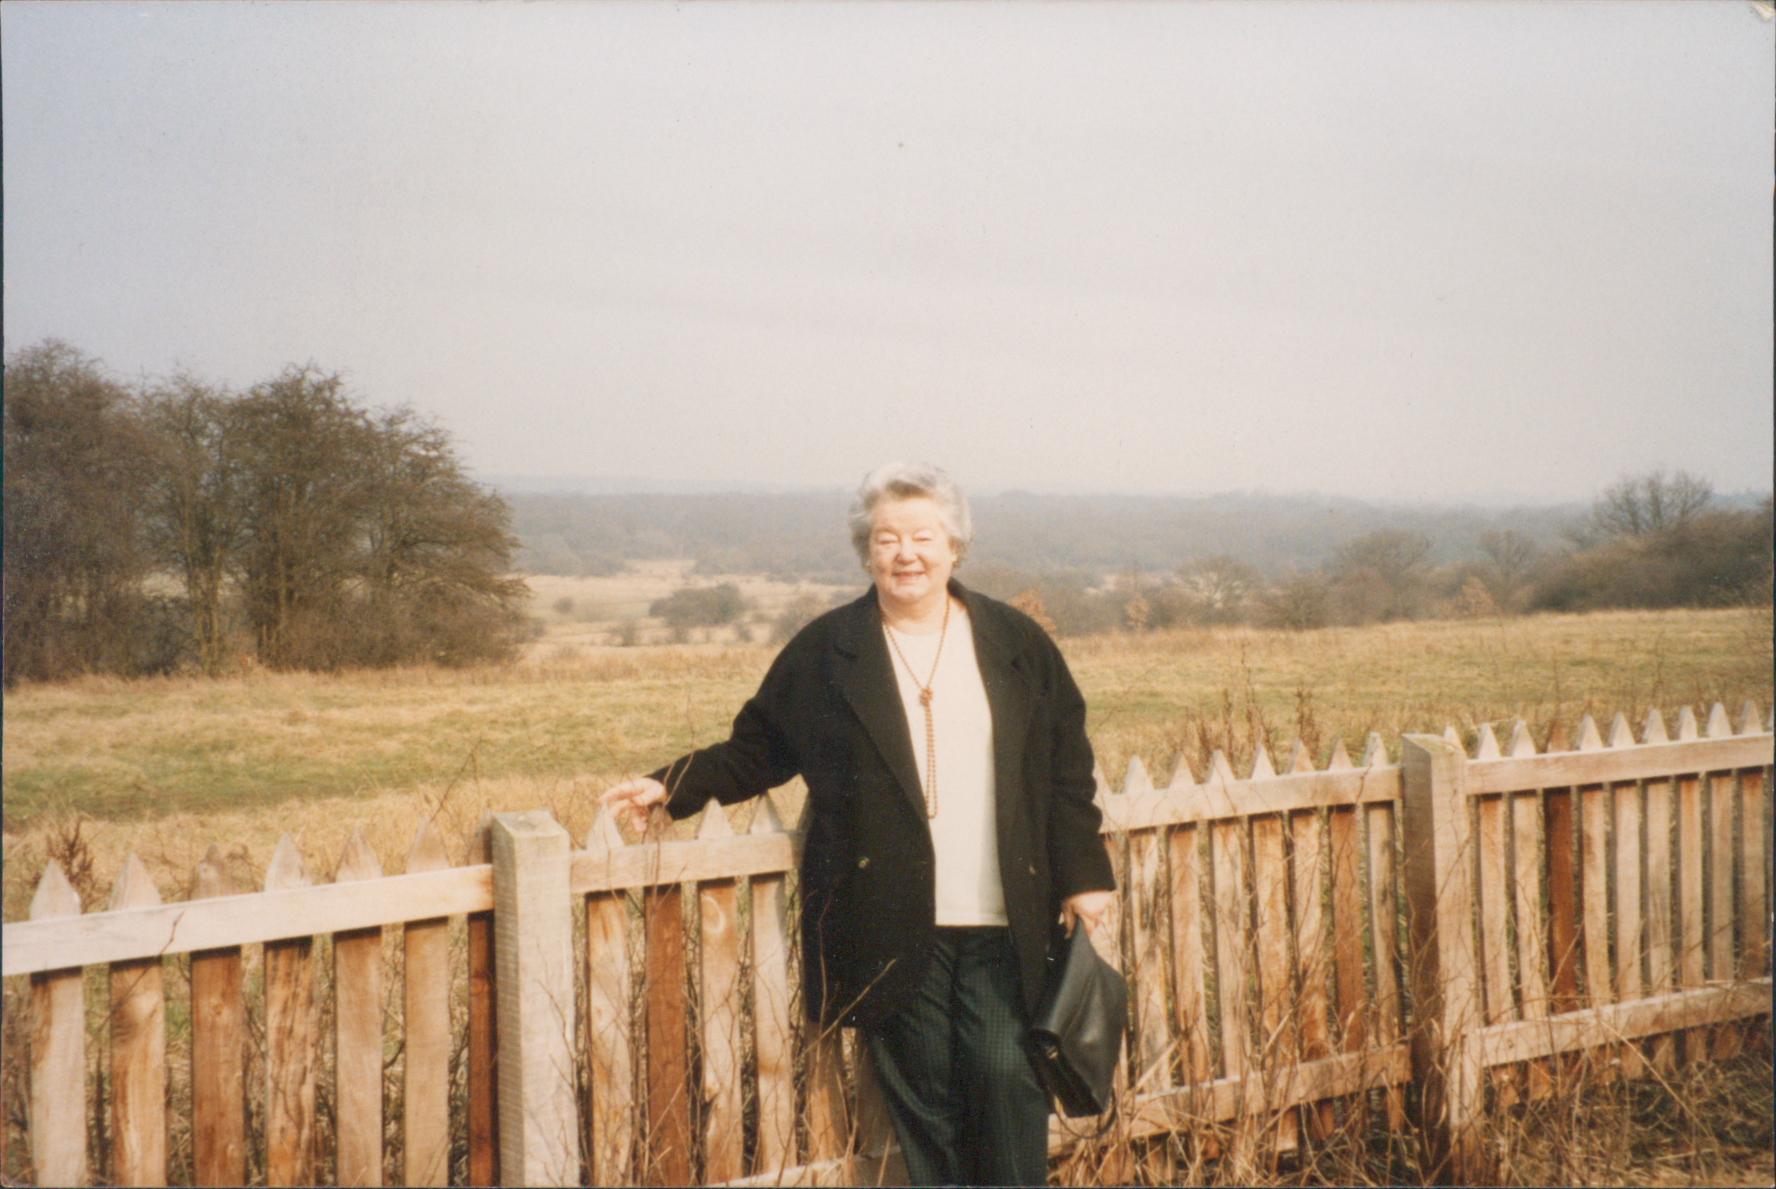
[2, 601, 1770, 1186]
[4, 604, 1769, 921]
[524, 562, 854, 653]
[1073, 606, 1774, 785]
[1483, 1036, 1775, 1189]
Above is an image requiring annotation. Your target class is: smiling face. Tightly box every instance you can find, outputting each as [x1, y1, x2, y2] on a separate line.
[867, 496, 957, 620]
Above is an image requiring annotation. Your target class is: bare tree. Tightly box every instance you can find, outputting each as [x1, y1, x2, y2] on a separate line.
[1329, 528, 1433, 622]
[229, 366, 380, 669]
[355, 407, 528, 665]
[1476, 528, 1538, 612]
[7, 344, 527, 679]
[3, 342, 157, 684]
[141, 375, 253, 674]
[1258, 570, 1332, 630]
[1176, 555, 1259, 625]
[1575, 469, 1713, 545]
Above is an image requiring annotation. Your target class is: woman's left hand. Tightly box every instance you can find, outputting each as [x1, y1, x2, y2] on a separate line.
[1061, 889, 1118, 954]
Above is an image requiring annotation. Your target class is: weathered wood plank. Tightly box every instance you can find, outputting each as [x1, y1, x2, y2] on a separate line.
[491, 811, 579, 1187]
[1613, 772, 1647, 1078]
[188, 849, 246, 1188]
[3, 864, 494, 974]
[1476, 979, 1772, 1067]
[1328, 806, 1366, 1061]
[403, 823, 451, 1187]
[1289, 809, 1333, 1141]
[1098, 765, 1403, 833]
[109, 853, 168, 1187]
[466, 818, 498, 1188]
[1252, 814, 1297, 1152]
[1208, 811, 1258, 1172]
[263, 836, 316, 1188]
[1465, 734, 1771, 796]
[1580, 783, 1612, 1012]
[1168, 822, 1211, 1086]
[584, 812, 633, 1187]
[1643, 765, 1676, 1074]
[1399, 736, 1481, 1180]
[1477, 795, 1520, 1106]
[30, 862, 86, 1189]
[1365, 801, 1406, 1130]
[1513, 790, 1554, 1096]
[1127, 824, 1172, 1095]
[333, 829, 385, 1189]
[748, 799, 797, 1178]
[1091, 1043, 1416, 1147]
[571, 829, 797, 896]
[698, 806, 746, 1185]
[1545, 785, 1580, 1013]
[1674, 769, 1707, 1058]
[1122, 802, 1175, 1172]
[1675, 710, 1707, 1066]
[1511, 792, 1550, 1016]
[1093, 817, 1139, 1186]
[1707, 768, 1740, 1060]
[1477, 796, 1514, 1024]
[1571, 723, 1616, 1084]
[1742, 767, 1769, 979]
[644, 882, 692, 1186]
[1209, 818, 1251, 1084]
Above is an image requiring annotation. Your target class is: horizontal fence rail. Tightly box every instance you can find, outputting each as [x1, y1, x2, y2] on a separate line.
[4, 703, 1770, 1186]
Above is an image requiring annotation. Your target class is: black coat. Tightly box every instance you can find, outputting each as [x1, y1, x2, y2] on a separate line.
[656, 581, 1115, 1028]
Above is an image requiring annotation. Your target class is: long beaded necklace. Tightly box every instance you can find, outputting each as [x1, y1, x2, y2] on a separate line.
[883, 597, 951, 819]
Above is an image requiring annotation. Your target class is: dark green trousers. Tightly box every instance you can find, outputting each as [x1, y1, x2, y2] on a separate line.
[863, 926, 1050, 1186]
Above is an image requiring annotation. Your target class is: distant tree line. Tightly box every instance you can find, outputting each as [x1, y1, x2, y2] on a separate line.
[515, 472, 1770, 639]
[3, 340, 528, 685]
[508, 488, 1595, 583]
[513, 490, 851, 581]
[962, 472, 1770, 635]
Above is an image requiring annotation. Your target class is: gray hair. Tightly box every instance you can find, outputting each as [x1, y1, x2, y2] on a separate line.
[847, 461, 973, 564]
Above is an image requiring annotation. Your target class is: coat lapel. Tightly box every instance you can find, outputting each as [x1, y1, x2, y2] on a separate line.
[832, 593, 927, 821]
[959, 583, 1036, 821]
[834, 583, 1038, 828]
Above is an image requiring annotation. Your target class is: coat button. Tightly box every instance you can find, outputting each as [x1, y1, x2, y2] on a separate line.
[858, 856, 870, 868]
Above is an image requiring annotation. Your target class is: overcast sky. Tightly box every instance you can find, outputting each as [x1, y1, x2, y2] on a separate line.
[4, 1, 1771, 503]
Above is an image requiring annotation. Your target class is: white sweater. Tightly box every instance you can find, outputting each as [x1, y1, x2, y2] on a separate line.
[883, 605, 1007, 926]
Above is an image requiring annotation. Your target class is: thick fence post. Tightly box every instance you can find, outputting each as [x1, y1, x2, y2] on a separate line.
[491, 810, 580, 1186]
[1400, 735, 1486, 1184]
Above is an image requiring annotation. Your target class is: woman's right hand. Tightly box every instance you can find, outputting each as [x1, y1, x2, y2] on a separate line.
[600, 776, 669, 835]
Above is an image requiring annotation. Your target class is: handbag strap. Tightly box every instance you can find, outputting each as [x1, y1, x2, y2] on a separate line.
[1051, 1090, 1117, 1141]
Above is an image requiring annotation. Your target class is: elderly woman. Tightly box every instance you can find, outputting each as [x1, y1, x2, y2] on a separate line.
[602, 461, 1115, 1186]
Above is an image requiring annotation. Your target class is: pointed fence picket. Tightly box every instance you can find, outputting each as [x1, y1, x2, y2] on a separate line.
[262, 836, 316, 1187]
[333, 829, 384, 1188]
[109, 854, 167, 1187]
[188, 847, 246, 1186]
[3, 705, 1770, 1187]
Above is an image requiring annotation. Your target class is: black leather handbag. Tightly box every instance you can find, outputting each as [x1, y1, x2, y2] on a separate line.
[1023, 919, 1128, 1118]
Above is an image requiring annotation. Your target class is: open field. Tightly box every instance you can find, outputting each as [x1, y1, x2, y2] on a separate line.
[3, 600, 1769, 920]
[523, 560, 856, 651]
[2, 598, 1770, 1187]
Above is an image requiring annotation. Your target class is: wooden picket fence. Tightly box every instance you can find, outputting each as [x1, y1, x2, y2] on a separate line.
[3, 702, 1770, 1186]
